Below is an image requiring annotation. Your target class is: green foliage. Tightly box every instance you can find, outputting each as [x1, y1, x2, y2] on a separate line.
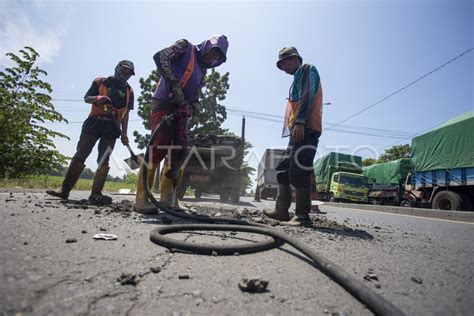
[189, 69, 229, 136]
[362, 158, 377, 166]
[378, 144, 411, 163]
[0, 47, 69, 179]
[122, 171, 138, 184]
[133, 69, 160, 149]
[0, 175, 136, 191]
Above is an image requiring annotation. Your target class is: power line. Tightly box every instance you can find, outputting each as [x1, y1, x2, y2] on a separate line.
[227, 112, 410, 139]
[326, 47, 473, 130]
[51, 99, 413, 136]
[50, 99, 414, 138]
[226, 107, 413, 136]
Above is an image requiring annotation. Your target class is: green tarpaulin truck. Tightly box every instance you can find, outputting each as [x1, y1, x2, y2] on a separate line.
[404, 109, 474, 211]
[314, 152, 368, 203]
[363, 158, 412, 205]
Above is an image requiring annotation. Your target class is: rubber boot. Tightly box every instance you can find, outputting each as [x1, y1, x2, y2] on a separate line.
[286, 187, 312, 226]
[133, 161, 159, 215]
[46, 159, 85, 199]
[160, 165, 183, 209]
[263, 185, 291, 221]
[88, 166, 113, 205]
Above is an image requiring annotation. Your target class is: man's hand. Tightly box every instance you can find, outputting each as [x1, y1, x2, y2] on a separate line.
[121, 134, 129, 146]
[291, 124, 305, 142]
[170, 83, 185, 106]
[96, 95, 112, 106]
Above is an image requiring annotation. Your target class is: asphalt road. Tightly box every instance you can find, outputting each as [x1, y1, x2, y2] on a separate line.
[1, 190, 473, 316]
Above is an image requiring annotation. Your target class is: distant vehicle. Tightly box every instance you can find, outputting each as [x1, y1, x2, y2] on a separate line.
[255, 149, 285, 200]
[255, 149, 318, 201]
[314, 152, 368, 203]
[402, 110, 474, 211]
[177, 118, 245, 203]
[363, 158, 412, 206]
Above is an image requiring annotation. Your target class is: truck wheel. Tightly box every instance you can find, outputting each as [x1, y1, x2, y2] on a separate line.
[432, 191, 462, 210]
[231, 193, 240, 204]
[254, 187, 261, 202]
[329, 193, 337, 203]
[400, 200, 411, 207]
[194, 189, 202, 199]
[459, 193, 473, 211]
[220, 192, 230, 202]
[177, 181, 188, 199]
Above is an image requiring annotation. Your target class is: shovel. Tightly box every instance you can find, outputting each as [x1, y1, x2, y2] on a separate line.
[123, 144, 144, 170]
[103, 105, 143, 170]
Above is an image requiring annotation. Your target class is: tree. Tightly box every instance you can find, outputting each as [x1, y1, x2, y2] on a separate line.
[378, 144, 411, 163]
[189, 69, 228, 136]
[362, 158, 377, 166]
[132, 69, 160, 149]
[0, 47, 69, 179]
[133, 68, 255, 193]
[133, 68, 229, 145]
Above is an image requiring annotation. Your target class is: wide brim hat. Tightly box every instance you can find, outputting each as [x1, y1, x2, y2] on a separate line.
[276, 46, 302, 70]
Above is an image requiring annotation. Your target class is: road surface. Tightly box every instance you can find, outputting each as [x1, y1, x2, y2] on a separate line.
[1, 190, 473, 315]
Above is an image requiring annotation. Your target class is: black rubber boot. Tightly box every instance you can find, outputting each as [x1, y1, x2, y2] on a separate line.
[46, 159, 85, 199]
[263, 185, 291, 221]
[286, 187, 312, 226]
[89, 166, 113, 205]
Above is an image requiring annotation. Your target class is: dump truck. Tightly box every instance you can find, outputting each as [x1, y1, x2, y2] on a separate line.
[314, 152, 368, 203]
[363, 158, 412, 205]
[255, 149, 285, 200]
[176, 118, 245, 203]
[402, 109, 474, 211]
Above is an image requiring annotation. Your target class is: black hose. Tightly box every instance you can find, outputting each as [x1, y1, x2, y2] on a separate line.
[143, 111, 405, 316]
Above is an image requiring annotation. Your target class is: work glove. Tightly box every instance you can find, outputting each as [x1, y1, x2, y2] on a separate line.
[121, 134, 129, 146]
[170, 83, 185, 106]
[96, 95, 112, 106]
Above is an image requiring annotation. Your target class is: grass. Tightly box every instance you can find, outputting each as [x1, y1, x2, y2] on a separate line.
[0, 175, 195, 196]
[0, 175, 137, 192]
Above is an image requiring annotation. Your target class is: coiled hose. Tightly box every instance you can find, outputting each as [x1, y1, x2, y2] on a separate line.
[143, 112, 405, 316]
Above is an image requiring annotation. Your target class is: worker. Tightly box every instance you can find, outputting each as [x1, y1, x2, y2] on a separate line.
[133, 35, 229, 214]
[46, 60, 135, 205]
[264, 47, 323, 226]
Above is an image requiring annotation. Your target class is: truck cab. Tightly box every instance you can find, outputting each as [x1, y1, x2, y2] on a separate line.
[329, 172, 368, 203]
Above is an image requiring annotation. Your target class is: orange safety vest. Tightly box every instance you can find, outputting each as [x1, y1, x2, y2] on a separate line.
[89, 77, 132, 123]
[282, 83, 323, 137]
[155, 48, 196, 99]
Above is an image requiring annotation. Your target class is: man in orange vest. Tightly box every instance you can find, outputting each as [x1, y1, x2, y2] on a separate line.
[46, 60, 135, 205]
[264, 47, 323, 226]
[133, 35, 228, 214]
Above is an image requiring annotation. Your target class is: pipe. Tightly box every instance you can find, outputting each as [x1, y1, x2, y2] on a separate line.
[142, 111, 405, 316]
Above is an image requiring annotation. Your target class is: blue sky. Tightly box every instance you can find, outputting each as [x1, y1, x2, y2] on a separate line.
[1, 0, 472, 183]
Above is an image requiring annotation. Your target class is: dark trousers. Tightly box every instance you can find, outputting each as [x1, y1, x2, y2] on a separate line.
[277, 129, 320, 189]
[149, 109, 188, 171]
[73, 117, 118, 167]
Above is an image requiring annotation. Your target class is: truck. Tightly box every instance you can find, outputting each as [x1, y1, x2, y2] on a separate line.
[313, 152, 368, 203]
[255, 149, 285, 200]
[402, 109, 474, 211]
[176, 118, 245, 203]
[363, 158, 412, 206]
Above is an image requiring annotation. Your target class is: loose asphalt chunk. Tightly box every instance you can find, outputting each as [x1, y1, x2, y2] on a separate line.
[238, 278, 269, 293]
[117, 273, 138, 286]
